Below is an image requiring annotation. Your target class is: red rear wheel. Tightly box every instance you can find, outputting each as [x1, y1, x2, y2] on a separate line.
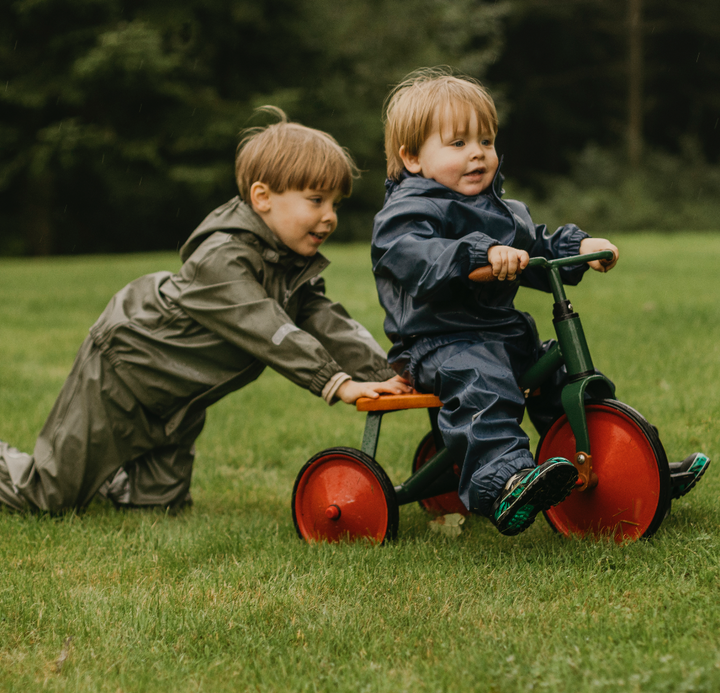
[537, 399, 670, 541]
[292, 447, 399, 543]
[411, 432, 468, 516]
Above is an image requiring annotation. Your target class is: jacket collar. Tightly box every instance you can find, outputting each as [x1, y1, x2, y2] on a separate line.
[180, 196, 324, 268]
[384, 156, 506, 201]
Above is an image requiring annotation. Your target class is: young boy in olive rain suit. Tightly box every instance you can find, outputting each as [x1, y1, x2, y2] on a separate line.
[0, 109, 409, 513]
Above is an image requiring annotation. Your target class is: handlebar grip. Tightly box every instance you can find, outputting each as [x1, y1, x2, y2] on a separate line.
[468, 250, 615, 283]
[468, 265, 497, 282]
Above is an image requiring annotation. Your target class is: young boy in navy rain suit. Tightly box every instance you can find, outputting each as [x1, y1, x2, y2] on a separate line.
[372, 69, 709, 536]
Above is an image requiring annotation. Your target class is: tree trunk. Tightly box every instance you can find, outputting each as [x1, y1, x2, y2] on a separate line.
[23, 173, 56, 256]
[627, 0, 643, 168]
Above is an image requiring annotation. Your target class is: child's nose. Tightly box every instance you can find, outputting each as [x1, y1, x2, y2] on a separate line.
[470, 142, 485, 159]
[322, 205, 337, 225]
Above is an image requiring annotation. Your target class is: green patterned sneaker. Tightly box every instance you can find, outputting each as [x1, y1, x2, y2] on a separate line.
[491, 457, 578, 536]
[669, 453, 711, 500]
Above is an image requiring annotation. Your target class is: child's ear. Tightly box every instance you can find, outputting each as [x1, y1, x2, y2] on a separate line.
[399, 145, 422, 174]
[250, 182, 272, 213]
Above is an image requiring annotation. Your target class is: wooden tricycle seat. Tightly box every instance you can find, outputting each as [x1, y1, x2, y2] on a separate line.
[356, 392, 442, 412]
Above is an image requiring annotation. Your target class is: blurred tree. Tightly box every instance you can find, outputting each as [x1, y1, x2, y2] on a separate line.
[487, 0, 720, 187]
[0, 0, 507, 254]
[643, 0, 720, 163]
[280, 0, 509, 240]
[627, 0, 643, 168]
[0, 0, 318, 254]
[2, 0, 219, 253]
[6, 0, 714, 253]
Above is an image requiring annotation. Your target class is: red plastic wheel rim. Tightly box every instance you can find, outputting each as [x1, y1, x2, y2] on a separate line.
[539, 403, 662, 541]
[413, 435, 469, 516]
[294, 451, 390, 543]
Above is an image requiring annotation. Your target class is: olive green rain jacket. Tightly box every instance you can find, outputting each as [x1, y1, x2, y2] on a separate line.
[89, 197, 395, 438]
[0, 197, 394, 512]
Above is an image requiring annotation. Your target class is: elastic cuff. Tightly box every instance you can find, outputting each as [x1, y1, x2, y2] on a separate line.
[309, 361, 343, 396]
[559, 226, 590, 257]
[322, 372, 352, 405]
[465, 449, 535, 516]
[468, 240, 498, 270]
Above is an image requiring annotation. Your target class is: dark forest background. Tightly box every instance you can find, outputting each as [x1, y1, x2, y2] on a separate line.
[1, 0, 718, 256]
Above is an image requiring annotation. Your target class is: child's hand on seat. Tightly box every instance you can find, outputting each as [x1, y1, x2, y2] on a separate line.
[579, 237, 619, 272]
[336, 375, 412, 404]
[487, 245, 530, 281]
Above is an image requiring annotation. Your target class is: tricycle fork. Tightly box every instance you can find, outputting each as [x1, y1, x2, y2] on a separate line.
[518, 254, 616, 489]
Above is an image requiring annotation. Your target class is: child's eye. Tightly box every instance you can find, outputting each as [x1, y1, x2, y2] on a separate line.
[482, 139, 494, 146]
[452, 140, 465, 148]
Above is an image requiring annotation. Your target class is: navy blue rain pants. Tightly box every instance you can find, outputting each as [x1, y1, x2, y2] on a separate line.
[410, 323, 576, 516]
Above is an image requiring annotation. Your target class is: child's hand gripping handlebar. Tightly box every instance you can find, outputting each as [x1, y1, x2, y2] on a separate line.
[468, 250, 616, 282]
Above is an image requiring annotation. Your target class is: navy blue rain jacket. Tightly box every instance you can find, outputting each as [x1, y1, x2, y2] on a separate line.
[371, 167, 590, 367]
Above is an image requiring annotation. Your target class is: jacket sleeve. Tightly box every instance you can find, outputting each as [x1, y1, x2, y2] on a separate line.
[504, 199, 590, 291]
[295, 277, 396, 382]
[169, 240, 343, 396]
[372, 199, 499, 301]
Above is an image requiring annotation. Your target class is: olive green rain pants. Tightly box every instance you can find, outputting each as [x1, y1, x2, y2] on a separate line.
[0, 337, 204, 512]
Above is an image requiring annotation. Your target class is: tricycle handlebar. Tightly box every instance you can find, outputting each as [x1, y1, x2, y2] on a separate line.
[468, 250, 615, 283]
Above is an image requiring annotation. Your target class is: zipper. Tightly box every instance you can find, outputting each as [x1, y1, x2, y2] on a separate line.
[281, 257, 329, 309]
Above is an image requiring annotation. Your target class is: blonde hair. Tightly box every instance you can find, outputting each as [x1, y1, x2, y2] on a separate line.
[383, 67, 498, 181]
[235, 107, 359, 202]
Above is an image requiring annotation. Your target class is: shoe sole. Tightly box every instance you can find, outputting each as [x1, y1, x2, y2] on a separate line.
[673, 454, 711, 500]
[494, 461, 578, 536]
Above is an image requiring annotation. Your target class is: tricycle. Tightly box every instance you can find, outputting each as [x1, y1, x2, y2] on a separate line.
[292, 251, 672, 543]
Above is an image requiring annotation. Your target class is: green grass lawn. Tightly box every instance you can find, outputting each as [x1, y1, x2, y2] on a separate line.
[0, 234, 719, 692]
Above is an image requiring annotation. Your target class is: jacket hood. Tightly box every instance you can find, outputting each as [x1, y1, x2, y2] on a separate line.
[384, 157, 506, 202]
[180, 196, 284, 263]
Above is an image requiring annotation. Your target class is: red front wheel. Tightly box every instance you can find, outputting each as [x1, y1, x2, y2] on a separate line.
[537, 399, 670, 541]
[292, 447, 399, 543]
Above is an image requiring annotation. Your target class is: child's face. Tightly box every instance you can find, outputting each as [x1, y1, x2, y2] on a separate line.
[401, 109, 499, 196]
[253, 187, 342, 256]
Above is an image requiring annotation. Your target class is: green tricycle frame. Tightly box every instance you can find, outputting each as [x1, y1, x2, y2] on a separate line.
[292, 251, 671, 543]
